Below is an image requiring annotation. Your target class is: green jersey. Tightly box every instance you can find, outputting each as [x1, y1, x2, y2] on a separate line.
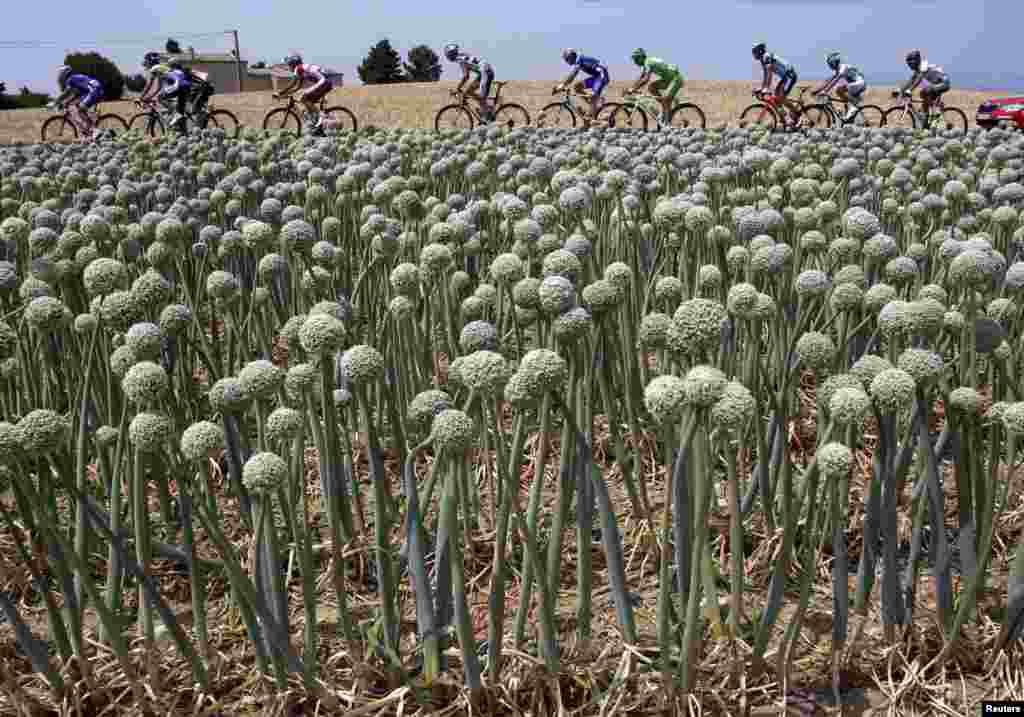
[643, 57, 679, 79]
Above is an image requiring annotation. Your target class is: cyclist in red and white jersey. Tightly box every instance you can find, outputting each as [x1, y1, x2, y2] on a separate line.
[896, 50, 950, 114]
[274, 54, 334, 135]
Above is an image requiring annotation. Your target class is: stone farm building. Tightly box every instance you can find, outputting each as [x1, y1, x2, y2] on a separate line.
[158, 50, 275, 93]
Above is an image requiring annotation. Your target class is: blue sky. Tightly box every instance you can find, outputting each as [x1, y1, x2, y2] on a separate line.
[2, 0, 1022, 94]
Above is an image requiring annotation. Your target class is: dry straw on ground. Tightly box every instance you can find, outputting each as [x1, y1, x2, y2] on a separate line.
[0, 80, 994, 143]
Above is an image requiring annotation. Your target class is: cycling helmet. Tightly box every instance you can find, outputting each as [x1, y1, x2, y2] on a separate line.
[444, 44, 460, 62]
[562, 48, 578, 65]
[752, 43, 767, 60]
[284, 54, 303, 68]
[142, 52, 162, 70]
[906, 49, 921, 69]
[631, 48, 646, 67]
[56, 65, 72, 88]
[826, 52, 841, 71]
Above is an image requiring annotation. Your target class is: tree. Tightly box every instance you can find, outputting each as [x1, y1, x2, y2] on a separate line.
[0, 85, 51, 111]
[124, 74, 147, 94]
[166, 38, 181, 54]
[357, 39, 406, 85]
[64, 51, 125, 101]
[403, 45, 442, 82]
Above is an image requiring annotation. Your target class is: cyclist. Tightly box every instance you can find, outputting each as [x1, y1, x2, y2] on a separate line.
[555, 48, 609, 118]
[444, 44, 495, 122]
[50, 66, 103, 140]
[752, 42, 801, 126]
[811, 52, 866, 123]
[169, 60, 215, 121]
[896, 50, 950, 116]
[139, 52, 191, 131]
[627, 48, 683, 125]
[274, 54, 334, 135]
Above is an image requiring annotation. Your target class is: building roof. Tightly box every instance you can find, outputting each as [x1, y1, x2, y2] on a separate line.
[161, 52, 246, 64]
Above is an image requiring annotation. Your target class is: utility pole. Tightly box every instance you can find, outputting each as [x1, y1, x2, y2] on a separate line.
[230, 29, 243, 93]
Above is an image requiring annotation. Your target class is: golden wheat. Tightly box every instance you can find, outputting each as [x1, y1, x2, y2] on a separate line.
[0, 79, 992, 143]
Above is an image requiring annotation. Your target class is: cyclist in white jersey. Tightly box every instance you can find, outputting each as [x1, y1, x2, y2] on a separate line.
[811, 52, 866, 122]
[444, 43, 496, 121]
[274, 54, 335, 135]
[896, 49, 950, 115]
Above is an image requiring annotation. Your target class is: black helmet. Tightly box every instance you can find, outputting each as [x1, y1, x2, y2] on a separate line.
[826, 52, 841, 71]
[752, 42, 767, 60]
[444, 44, 460, 62]
[562, 48, 578, 65]
[906, 49, 921, 69]
[142, 51, 162, 70]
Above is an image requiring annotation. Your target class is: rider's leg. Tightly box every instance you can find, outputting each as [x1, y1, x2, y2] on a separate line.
[465, 77, 482, 112]
[301, 79, 331, 130]
[842, 82, 864, 122]
[578, 78, 595, 115]
[778, 74, 800, 119]
[665, 73, 683, 118]
[78, 89, 100, 135]
[480, 67, 495, 118]
[648, 78, 668, 119]
[589, 73, 608, 116]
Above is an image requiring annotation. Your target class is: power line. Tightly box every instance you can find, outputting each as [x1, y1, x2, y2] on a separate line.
[0, 30, 233, 50]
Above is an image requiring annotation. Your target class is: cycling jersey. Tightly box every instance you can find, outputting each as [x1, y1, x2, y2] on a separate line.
[64, 74, 103, 109]
[819, 63, 864, 95]
[915, 60, 947, 85]
[575, 55, 607, 77]
[160, 68, 191, 96]
[455, 52, 492, 77]
[762, 53, 795, 79]
[643, 56, 679, 79]
[295, 63, 328, 84]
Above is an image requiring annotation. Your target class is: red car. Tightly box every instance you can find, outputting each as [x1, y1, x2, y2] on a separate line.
[976, 95, 1024, 130]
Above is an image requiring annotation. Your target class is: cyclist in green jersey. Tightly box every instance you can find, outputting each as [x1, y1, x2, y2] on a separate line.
[627, 48, 683, 124]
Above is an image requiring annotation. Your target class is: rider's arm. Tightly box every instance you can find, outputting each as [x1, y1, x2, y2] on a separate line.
[562, 67, 580, 87]
[898, 71, 921, 94]
[630, 71, 649, 92]
[275, 77, 301, 97]
[760, 64, 771, 89]
[139, 76, 159, 101]
[52, 88, 74, 107]
[811, 73, 837, 96]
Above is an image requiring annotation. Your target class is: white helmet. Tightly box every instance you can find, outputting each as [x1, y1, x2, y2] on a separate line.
[56, 65, 73, 88]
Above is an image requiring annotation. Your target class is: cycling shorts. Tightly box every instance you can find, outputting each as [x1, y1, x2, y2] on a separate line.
[774, 70, 797, 97]
[921, 79, 950, 100]
[78, 84, 102, 109]
[301, 78, 333, 103]
[650, 71, 683, 101]
[583, 69, 609, 96]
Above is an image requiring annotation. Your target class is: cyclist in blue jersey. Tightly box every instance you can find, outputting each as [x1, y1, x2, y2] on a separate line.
[555, 48, 609, 118]
[752, 42, 801, 125]
[444, 43, 496, 121]
[50, 66, 103, 139]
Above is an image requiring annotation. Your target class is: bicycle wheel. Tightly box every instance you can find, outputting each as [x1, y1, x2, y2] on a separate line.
[96, 114, 129, 138]
[938, 107, 968, 135]
[535, 103, 576, 129]
[321, 105, 358, 133]
[434, 104, 474, 131]
[668, 103, 706, 130]
[263, 107, 301, 135]
[883, 106, 916, 130]
[608, 104, 648, 130]
[849, 105, 885, 128]
[494, 103, 531, 128]
[798, 105, 832, 130]
[128, 111, 156, 136]
[41, 115, 78, 143]
[739, 103, 777, 131]
[206, 109, 241, 138]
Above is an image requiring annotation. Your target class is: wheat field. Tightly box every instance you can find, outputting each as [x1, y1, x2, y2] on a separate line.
[0, 79, 995, 143]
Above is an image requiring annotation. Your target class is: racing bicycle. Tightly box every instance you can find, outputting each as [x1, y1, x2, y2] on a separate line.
[434, 82, 531, 131]
[738, 88, 829, 132]
[262, 94, 358, 137]
[807, 91, 885, 128]
[41, 101, 128, 143]
[535, 87, 636, 129]
[611, 89, 707, 131]
[883, 91, 968, 135]
[129, 98, 241, 138]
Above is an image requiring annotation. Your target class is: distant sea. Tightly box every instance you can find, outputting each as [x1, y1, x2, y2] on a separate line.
[864, 71, 1024, 93]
